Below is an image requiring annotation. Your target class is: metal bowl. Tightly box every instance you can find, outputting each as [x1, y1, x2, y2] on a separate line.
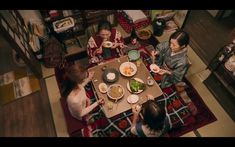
[102, 68, 119, 83]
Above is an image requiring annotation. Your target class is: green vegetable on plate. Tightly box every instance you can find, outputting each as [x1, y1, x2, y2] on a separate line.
[129, 79, 145, 92]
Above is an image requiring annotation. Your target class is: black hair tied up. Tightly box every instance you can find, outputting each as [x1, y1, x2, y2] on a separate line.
[169, 30, 190, 47]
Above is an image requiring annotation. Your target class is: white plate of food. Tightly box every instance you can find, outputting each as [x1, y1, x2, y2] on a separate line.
[119, 62, 137, 77]
[107, 84, 125, 101]
[98, 83, 108, 93]
[127, 78, 145, 94]
[150, 64, 160, 73]
[103, 41, 113, 48]
[127, 94, 139, 104]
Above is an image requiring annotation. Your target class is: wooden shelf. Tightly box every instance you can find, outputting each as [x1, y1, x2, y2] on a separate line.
[213, 71, 235, 97]
[206, 39, 235, 98]
[40, 10, 117, 57]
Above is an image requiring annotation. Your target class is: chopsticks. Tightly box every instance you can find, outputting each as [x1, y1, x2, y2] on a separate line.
[138, 96, 145, 106]
[115, 99, 119, 110]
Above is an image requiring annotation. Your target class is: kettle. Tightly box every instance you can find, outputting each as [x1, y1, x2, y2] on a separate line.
[153, 18, 166, 36]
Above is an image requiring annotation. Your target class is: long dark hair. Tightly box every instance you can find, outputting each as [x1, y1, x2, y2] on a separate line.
[169, 30, 190, 47]
[61, 63, 87, 98]
[142, 100, 166, 131]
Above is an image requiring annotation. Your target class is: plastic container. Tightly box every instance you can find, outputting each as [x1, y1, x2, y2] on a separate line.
[53, 17, 75, 33]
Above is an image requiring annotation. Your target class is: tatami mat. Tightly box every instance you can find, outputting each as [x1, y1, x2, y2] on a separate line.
[41, 64, 55, 78]
[45, 76, 69, 137]
[187, 75, 235, 137]
[181, 131, 197, 137]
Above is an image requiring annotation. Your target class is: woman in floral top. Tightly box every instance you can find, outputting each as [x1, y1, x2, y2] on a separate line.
[62, 63, 104, 122]
[87, 20, 126, 64]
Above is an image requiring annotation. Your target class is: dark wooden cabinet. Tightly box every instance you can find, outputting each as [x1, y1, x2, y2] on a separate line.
[216, 63, 235, 87]
[204, 41, 235, 121]
[207, 43, 235, 97]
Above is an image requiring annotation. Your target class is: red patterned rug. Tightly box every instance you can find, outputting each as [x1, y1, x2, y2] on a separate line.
[167, 78, 217, 137]
[55, 49, 217, 137]
[167, 78, 217, 136]
[141, 52, 217, 137]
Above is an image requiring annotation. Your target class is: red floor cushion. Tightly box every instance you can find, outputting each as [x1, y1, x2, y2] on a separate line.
[55, 65, 86, 137]
[60, 97, 86, 136]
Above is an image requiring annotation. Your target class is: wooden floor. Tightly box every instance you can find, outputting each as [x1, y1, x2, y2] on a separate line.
[183, 10, 231, 66]
[0, 79, 56, 137]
